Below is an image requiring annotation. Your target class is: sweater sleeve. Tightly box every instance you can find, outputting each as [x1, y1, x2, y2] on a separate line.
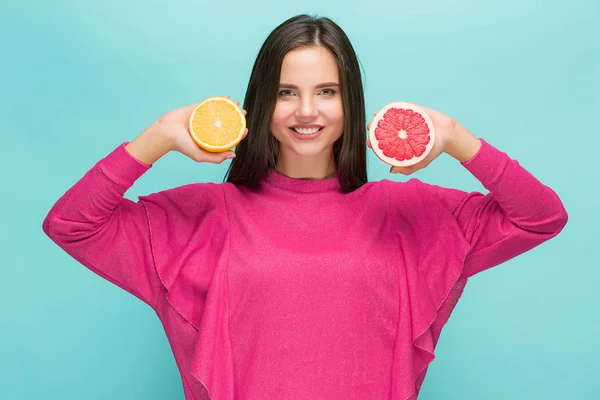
[42, 142, 162, 308]
[426, 138, 568, 279]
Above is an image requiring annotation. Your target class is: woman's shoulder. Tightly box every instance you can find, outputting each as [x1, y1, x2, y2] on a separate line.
[366, 176, 432, 196]
[136, 180, 231, 221]
[368, 177, 469, 215]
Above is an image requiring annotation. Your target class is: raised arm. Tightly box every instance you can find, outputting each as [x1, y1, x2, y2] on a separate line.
[43, 98, 246, 307]
[42, 133, 169, 307]
[427, 138, 568, 279]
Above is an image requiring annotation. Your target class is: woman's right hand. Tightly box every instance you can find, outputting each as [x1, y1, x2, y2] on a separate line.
[135, 95, 248, 165]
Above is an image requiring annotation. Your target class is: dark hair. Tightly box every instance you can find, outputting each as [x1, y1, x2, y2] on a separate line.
[224, 14, 367, 193]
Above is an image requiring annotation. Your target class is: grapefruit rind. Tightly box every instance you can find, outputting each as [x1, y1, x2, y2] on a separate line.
[368, 102, 435, 167]
[188, 96, 247, 153]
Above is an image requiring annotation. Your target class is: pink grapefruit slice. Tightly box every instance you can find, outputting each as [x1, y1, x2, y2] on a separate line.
[369, 102, 435, 167]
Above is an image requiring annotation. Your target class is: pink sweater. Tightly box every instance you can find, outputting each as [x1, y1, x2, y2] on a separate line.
[42, 138, 567, 400]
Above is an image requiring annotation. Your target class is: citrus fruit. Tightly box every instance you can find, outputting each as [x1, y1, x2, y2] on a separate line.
[188, 96, 246, 153]
[368, 102, 435, 167]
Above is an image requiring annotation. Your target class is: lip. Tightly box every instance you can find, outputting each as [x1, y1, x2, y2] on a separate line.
[289, 126, 324, 140]
[291, 124, 324, 129]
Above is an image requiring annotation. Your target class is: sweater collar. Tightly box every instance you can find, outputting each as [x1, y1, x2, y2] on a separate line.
[263, 169, 342, 193]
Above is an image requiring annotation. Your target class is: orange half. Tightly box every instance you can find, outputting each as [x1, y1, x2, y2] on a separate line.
[188, 96, 246, 153]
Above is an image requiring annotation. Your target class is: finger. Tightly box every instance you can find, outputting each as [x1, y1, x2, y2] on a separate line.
[218, 156, 235, 164]
[242, 109, 247, 115]
[197, 151, 227, 164]
[218, 151, 236, 163]
[367, 122, 371, 130]
[220, 95, 231, 99]
[234, 100, 240, 106]
[365, 140, 372, 149]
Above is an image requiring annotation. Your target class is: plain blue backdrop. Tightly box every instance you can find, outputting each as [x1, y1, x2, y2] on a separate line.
[1, 0, 598, 399]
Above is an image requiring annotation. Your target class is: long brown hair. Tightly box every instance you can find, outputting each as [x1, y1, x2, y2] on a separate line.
[225, 14, 367, 193]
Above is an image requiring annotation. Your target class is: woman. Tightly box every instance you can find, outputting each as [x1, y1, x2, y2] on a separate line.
[42, 14, 568, 400]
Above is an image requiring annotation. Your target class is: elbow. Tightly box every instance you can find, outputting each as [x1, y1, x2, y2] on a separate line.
[42, 208, 85, 245]
[42, 213, 68, 245]
[42, 214, 96, 245]
[42, 195, 67, 241]
[555, 206, 568, 233]
[517, 200, 568, 237]
[552, 189, 569, 233]
[42, 214, 51, 238]
[42, 197, 66, 241]
[542, 202, 568, 237]
[42, 196, 88, 244]
[544, 188, 569, 236]
[42, 208, 57, 241]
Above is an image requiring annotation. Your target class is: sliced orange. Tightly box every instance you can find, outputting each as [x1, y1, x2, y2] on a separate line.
[188, 96, 246, 153]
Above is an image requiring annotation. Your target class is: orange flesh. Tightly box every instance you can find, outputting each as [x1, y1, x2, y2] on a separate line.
[190, 100, 244, 148]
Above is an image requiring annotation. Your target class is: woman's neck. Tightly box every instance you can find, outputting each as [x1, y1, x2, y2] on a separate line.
[275, 151, 337, 180]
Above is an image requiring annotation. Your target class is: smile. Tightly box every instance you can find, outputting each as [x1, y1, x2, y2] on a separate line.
[288, 127, 325, 140]
[293, 127, 322, 134]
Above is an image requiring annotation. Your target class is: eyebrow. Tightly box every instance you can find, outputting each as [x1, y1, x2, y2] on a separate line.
[279, 82, 340, 89]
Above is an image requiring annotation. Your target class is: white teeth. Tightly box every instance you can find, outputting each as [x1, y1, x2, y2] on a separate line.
[293, 127, 321, 134]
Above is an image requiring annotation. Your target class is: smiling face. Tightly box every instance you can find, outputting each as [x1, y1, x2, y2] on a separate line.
[269, 46, 344, 177]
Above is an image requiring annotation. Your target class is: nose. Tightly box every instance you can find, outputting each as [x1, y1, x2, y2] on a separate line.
[295, 96, 319, 120]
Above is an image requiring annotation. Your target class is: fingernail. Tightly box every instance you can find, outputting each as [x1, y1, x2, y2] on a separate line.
[227, 153, 236, 159]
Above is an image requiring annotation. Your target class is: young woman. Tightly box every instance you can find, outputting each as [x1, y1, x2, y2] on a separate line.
[42, 14, 568, 400]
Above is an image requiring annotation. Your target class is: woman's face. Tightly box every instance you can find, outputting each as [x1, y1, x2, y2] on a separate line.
[270, 46, 344, 160]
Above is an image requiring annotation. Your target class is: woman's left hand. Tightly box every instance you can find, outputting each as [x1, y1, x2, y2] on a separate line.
[367, 105, 481, 175]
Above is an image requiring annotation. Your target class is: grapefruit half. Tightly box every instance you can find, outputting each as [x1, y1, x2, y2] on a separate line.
[368, 102, 435, 167]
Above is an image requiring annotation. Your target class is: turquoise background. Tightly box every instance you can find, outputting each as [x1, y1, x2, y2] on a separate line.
[1, 0, 598, 399]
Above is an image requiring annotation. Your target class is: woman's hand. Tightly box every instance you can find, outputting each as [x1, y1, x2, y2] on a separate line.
[128, 95, 248, 165]
[156, 95, 248, 163]
[367, 105, 481, 175]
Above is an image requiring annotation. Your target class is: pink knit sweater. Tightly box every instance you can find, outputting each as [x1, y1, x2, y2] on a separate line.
[42, 138, 567, 400]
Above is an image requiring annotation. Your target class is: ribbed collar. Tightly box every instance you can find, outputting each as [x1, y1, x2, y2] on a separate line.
[262, 169, 342, 193]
